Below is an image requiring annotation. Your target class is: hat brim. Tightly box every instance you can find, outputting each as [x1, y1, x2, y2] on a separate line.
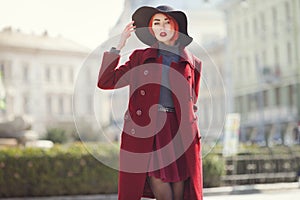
[132, 6, 193, 47]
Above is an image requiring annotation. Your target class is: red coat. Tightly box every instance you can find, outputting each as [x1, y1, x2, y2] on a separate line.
[98, 43, 203, 200]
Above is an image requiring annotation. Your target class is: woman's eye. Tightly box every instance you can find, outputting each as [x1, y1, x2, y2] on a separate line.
[154, 22, 160, 25]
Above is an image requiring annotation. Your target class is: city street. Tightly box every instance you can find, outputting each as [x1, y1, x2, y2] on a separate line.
[2, 188, 299, 200]
[204, 189, 300, 200]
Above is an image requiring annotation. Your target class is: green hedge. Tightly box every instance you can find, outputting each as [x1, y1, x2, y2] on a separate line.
[0, 143, 119, 197]
[0, 143, 225, 197]
[202, 154, 224, 188]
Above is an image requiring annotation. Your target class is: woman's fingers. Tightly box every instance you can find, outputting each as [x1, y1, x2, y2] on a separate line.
[125, 21, 135, 33]
[130, 26, 136, 32]
[116, 21, 136, 50]
[126, 21, 135, 27]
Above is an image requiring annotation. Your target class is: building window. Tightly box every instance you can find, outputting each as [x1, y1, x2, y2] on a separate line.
[242, 95, 247, 113]
[247, 94, 252, 112]
[58, 96, 64, 115]
[23, 95, 30, 114]
[262, 50, 267, 67]
[244, 20, 249, 39]
[287, 41, 292, 65]
[288, 85, 294, 106]
[255, 54, 260, 71]
[0, 60, 12, 82]
[263, 90, 268, 107]
[275, 87, 280, 106]
[253, 17, 258, 36]
[45, 66, 51, 82]
[238, 56, 243, 78]
[272, 6, 278, 36]
[274, 45, 279, 66]
[285, 1, 291, 20]
[245, 56, 250, 70]
[47, 96, 53, 115]
[254, 92, 260, 110]
[235, 96, 242, 113]
[259, 12, 265, 38]
[237, 24, 241, 42]
[285, 1, 292, 32]
[22, 63, 29, 82]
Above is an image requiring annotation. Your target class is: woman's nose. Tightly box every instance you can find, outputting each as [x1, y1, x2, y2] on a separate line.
[157, 24, 164, 29]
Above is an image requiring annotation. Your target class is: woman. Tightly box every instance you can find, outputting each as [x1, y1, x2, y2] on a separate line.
[98, 5, 203, 200]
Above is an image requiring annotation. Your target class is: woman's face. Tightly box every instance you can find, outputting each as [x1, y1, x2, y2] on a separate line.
[151, 13, 175, 45]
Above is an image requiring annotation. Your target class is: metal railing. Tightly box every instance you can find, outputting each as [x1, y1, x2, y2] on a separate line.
[222, 154, 300, 185]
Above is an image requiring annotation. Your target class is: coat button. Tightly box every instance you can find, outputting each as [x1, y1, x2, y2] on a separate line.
[131, 128, 135, 134]
[136, 109, 142, 116]
[193, 115, 197, 121]
[144, 70, 149, 76]
[140, 90, 146, 96]
[193, 104, 198, 112]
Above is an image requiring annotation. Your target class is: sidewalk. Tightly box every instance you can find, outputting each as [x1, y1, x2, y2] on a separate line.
[203, 182, 299, 196]
[1, 182, 299, 200]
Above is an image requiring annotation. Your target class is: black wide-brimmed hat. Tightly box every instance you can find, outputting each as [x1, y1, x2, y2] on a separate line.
[132, 5, 193, 47]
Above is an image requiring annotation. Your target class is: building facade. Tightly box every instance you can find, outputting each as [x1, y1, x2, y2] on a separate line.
[195, 39, 227, 144]
[221, 0, 300, 145]
[0, 27, 104, 138]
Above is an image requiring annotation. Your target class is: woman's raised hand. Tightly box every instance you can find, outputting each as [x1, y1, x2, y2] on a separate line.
[116, 21, 136, 50]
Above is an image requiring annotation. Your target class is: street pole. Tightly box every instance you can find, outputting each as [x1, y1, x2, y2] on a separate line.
[255, 56, 267, 146]
[258, 88, 266, 146]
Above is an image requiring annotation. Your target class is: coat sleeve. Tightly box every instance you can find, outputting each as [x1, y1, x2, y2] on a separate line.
[97, 50, 140, 89]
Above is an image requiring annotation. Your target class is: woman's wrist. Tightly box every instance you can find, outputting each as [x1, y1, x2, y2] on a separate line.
[116, 43, 123, 51]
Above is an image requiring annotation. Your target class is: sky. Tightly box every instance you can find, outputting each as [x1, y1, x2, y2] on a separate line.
[0, 0, 125, 49]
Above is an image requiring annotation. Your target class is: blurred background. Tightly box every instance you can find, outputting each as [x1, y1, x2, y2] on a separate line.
[1, 0, 299, 146]
[0, 0, 300, 198]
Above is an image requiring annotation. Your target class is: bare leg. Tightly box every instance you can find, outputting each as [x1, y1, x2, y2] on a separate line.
[149, 176, 173, 200]
[172, 181, 184, 200]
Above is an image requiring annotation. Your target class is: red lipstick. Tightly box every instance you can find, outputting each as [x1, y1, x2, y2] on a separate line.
[160, 32, 167, 37]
